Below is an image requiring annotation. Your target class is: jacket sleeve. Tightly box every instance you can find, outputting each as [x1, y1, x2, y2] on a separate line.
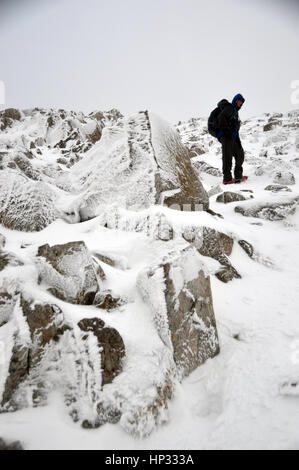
[218, 106, 235, 133]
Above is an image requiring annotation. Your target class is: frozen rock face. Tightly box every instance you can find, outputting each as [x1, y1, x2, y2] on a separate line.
[0, 170, 57, 232]
[71, 111, 209, 221]
[0, 295, 125, 427]
[0, 108, 209, 230]
[235, 198, 298, 221]
[149, 113, 209, 210]
[36, 241, 100, 304]
[137, 245, 220, 379]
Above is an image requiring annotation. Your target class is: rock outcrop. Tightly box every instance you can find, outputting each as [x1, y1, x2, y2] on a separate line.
[182, 226, 241, 282]
[264, 184, 292, 193]
[36, 241, 100, 304]
[235, 199, 298, 221]
[216, 191, 248, 204]
[0, 170, 57, 232]
[0, 295, 125, 427]
[78, 317, 125, 386]
[272, 171, 295, 186]
[71, 111, 209, 222]
[137, 245, 220, 379]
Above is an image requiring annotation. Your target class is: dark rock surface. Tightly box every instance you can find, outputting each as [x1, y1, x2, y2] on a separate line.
[78, 317, 125, 385]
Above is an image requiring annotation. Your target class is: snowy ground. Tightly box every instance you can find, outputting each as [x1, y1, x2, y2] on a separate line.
[0, 110, 299, 450]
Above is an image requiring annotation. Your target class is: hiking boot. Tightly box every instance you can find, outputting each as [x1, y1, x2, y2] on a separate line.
[234, 176, 248, 184]
[223, 179, 236, 185]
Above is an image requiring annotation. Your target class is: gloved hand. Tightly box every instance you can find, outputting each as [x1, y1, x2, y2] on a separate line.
[232, 131, 238, 140]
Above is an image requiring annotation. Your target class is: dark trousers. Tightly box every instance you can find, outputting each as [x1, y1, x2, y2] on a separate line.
[220, 136, 244, 181]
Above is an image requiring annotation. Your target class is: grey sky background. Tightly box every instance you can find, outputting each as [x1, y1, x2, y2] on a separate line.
[0, 0, 298, 123]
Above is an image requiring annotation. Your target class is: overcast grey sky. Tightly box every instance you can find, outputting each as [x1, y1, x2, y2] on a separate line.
[0, 0, 298, 122]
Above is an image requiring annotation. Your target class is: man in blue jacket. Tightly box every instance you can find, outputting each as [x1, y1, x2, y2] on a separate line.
[212, 93, 247, 184]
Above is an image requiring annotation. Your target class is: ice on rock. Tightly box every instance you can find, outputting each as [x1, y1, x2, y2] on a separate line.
[36, 241, 100, 305]
[0, 169, 57, 231]
[137, 245, 220, 379]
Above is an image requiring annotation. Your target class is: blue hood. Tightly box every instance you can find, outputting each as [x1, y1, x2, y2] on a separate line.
[232, 93, 245, 109]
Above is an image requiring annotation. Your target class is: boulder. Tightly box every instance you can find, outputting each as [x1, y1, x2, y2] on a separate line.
[216, 191, 248, 204]
[93, 291, 122, 311]
[0, 109, 22, 131]
[13, 155, 40, 181]
[0, 251, 24, 272]
[264, 184, 292, 193]
[2, 108, 22, 121]
[263, 120, 282, 132]
[36, 241, 100, 305]
[235, 199, 298, 221]
[182, 226, 241, 282]
[272, 171, 295, 186]
[137, 245, 220, 379]
[0, 170, 57, 232]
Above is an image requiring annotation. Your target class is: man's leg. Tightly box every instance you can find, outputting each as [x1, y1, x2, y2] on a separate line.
[221, 136, 233, 181]
[233, 140, 244, 179]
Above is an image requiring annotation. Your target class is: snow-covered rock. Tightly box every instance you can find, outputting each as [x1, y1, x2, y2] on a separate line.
[68, 111, 209, 221]
[0, 169, 57, 232]
[216, 191, 249, 204]
[0, 295, 125, 429]
[272, 171, 295, 186]
[36, 241, 100, 304]
[235, 198, 298, 221]
[137, 245, 220, 379]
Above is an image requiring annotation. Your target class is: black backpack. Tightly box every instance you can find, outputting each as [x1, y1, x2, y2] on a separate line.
[207, 107, 221, 138]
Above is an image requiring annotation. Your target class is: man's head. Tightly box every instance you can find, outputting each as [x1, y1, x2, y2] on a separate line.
[232, 93, 245, 110]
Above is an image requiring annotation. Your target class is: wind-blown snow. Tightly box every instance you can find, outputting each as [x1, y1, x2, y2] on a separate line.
[0, 107, 299, 449]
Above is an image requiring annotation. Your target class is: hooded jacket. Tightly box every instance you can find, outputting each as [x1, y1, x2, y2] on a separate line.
[217, 94, 245, 137]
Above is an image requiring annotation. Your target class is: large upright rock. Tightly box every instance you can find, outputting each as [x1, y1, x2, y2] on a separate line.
[0, 296, 67, 408]
[137, 245, 220, 379]
[70, 111, 209, 221]
[36, 241, 100, 304]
